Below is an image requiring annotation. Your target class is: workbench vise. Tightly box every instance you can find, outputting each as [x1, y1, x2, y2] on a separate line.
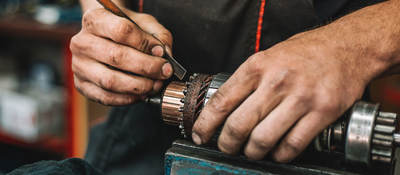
[146, 73, 400, 175]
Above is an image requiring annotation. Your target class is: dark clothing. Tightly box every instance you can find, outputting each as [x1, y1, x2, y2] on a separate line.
[8, 158, 101, 175]
[8, 0, 384, 174]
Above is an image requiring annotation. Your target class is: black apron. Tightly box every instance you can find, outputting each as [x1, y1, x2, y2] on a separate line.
[127, 0, 384, 74]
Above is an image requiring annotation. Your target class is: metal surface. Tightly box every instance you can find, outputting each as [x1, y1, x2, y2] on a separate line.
[165, 140, 391, 175]
[204, 73, 230, 105]
[96, 0, 187, 80]
[161, 81, 186, 126]
[345, 102, 378, 164]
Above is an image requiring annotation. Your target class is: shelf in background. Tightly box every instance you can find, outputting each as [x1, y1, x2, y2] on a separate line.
[0, 16, 80, 41]
[0, 132, 65, 155]
[0, 16, 87, 158]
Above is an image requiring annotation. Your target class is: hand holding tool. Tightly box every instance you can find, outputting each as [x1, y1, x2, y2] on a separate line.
[96, 0, 187, 80]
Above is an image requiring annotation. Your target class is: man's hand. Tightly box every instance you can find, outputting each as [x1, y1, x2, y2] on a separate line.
[192, 0, 400, 162]
[192, 36, 368, 162]
[70, 7, 173, 105]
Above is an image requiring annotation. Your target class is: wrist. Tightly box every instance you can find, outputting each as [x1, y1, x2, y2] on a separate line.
[289, 30, 389, 87]
[305, 26, 398, 84]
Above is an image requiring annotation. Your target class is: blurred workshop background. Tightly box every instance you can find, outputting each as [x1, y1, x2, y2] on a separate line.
[0, 0, 111, 173]
[0, 0, 399, 174]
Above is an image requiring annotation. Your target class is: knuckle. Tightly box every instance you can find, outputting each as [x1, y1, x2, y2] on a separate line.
[244, 147, 264, 160]
[108, 45, 124, 66]
[71, 57, 79, 73]
[244, 55, 264, 77]
[99, 94, 112, 106]
[112, 20, 134, 42]
[217, 140, 236, 155]
[244, 152, 258, 160]
[143, 80, 154, 93]
[164, 30, 173, 43]
[281, 136, 304, 155]
[225, 120, 248, 140]
[267, 69, 292, 90]
[73, 76, 81, 90]
[98, 91, 121, 106]
[100, 74, 116, 90]
[133, 80, 153, 95]
[208, 90, 231, 114]
[69, 34, 85, 53]
[224, 119, 248, 141]
[71, 57, 84, 78]
[141, 61, 158, 76]
[158, 30, 173, 46]
[69, 35, 79, 52]
[316, 95, 341, 113]
[250, 133, 274, 151]
[82, 9, 98, 29]
[290, 94, 311, 109]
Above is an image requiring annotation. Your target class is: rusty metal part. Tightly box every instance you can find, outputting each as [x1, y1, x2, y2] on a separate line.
[181, 74, 212, 137]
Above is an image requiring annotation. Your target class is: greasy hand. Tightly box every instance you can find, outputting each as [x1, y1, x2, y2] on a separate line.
[192, 32, 373, 162]
[70, 8, 173, 105]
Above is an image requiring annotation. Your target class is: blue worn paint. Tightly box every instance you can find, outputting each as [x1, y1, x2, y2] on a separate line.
[165, 155, 259, 175]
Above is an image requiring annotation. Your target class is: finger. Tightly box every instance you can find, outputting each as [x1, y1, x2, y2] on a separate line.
[217, 86, 283, 155]
[70, 33, 172, 79]
[124, 12, 173, 49]
[271, 111, 336, 163]
[82, 8, 164, 54]
[72, 55, 156, 95]
[192, 69, 259, 145]
[243, 96, 309, 160]
[74, 75, 142, 106]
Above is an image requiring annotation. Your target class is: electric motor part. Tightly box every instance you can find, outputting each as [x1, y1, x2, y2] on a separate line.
[159, 81, 186, 126]
[147, 73, 399, 165]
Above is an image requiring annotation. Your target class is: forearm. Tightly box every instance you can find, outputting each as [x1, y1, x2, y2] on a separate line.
[296, 0, 400, 80]
[79, 0, 126, 12]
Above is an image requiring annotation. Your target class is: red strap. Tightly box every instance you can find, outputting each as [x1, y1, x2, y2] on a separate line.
[255, 0, 266, 53]
[138, 0, 144, 13]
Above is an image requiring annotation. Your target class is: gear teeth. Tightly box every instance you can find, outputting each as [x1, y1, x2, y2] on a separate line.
[370, 111, 399, 164]
[372, 155, 392, 163]
[374, 124, 395, 134]
[160, 81, 186, 126]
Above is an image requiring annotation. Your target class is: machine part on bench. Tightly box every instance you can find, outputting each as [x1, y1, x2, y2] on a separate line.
[147, 73, 399, 167]
[165, 139, 397, 175]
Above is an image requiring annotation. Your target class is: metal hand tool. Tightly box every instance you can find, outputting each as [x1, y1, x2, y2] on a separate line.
[96, 0, 187, 80]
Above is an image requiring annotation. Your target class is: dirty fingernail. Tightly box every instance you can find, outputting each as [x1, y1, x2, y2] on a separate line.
[192, 132, 202, 145]
[162, 63, 173, 78]
[151, 45, 164, 57]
